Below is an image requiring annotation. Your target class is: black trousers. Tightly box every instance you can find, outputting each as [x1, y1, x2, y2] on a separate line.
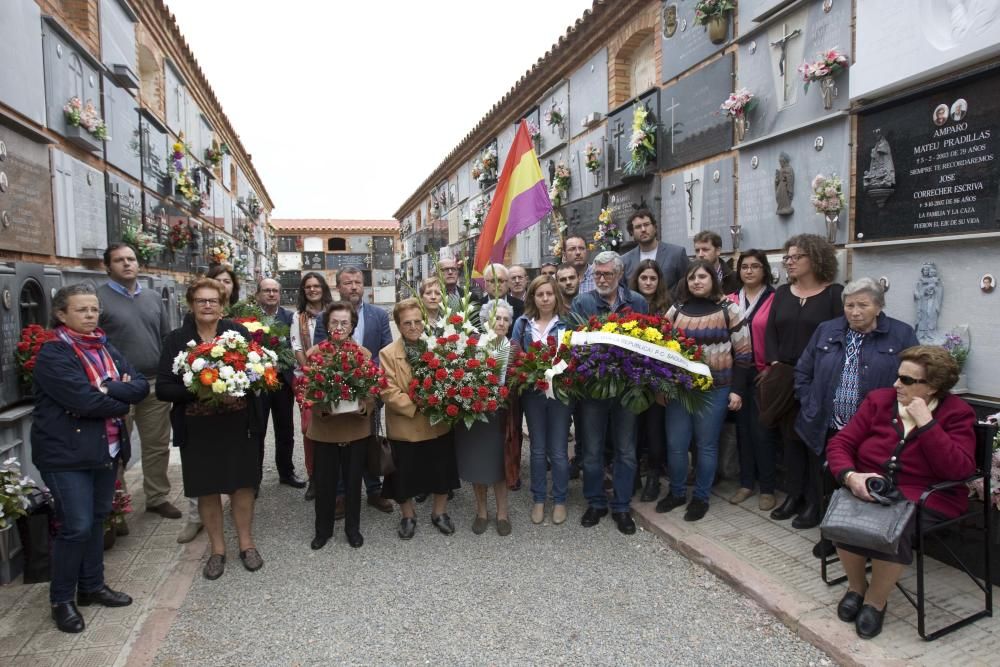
[637, 403, 666, 473]
[314, 438, 365, 538]
[779, 411, 828, 505]
[257, 381, 296, 484]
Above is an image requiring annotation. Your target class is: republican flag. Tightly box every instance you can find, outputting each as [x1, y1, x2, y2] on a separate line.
[473, 120, 553, 275]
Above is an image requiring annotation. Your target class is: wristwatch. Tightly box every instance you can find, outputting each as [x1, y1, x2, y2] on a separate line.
[839, 469, 856, 485]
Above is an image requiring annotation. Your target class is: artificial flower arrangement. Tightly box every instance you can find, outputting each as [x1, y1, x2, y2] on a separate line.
[526, 119, 542, 149]
[549, 211, 568, 258]
[15, 324, 57, 386]
[104, 480, 132, 532]
[0, 457, 44, 530]
[406, 274, 510, 428]
[506, 335, 577, 403]
[798, 47, 850, 93]
[694, 0, 736, 24]
[720, 88, 757, 119]
[63, 97, 109, 141]
[170, 329, 281, 406]
[584, 143, 602, 174]
[294, 339, 387, 413]
[942, 329, 970, 373]
[208, 238, 234, 265]
[170, 135, 203, 209]
[204, 143, 228, 167]
[561, 312, 713, 413]
[466, 195, 491, 234]
[480, 144, 498, 181]
[229, 301, 298, 373]
[624, 103, 657, 175]
[592, 207, 623, 252]
[168, 220, 193, 253]
[544, 101, 565, 135]
[548, 161, 571, 208]
[810, 174, 845, 213]
[121, 218, 165, 266]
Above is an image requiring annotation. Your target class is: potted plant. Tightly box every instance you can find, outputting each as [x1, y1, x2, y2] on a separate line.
[62, 97, 109, 153]
[798, 47, 850, 110]
[694, 0, 736, 45]
[720, 88, 757, 142]
[1, 458, 43, 584]
[809, 173, 846, 243]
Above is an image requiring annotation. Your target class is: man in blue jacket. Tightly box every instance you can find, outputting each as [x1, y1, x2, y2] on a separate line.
[571, 251, 648, 535]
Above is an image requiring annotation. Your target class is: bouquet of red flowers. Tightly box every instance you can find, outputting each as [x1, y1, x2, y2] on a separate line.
[15, 324, 57, 385]
[104, 480, 132, 531]
[294, 339, 387, 412]
[506, 336, 577, 403]
[171, 330, 281, 405]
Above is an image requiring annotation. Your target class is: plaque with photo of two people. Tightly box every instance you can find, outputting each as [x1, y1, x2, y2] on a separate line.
[855, 69, 1000, 241]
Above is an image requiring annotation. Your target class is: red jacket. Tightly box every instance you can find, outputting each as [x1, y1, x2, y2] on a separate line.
[827, 388, 976, 518]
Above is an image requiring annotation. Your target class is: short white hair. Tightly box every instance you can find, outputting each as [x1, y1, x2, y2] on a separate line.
[480, 299, 513, 326]
[592, 251, 623, 273]
[482, 263, 508, 279]
[843, 277, 885, 308]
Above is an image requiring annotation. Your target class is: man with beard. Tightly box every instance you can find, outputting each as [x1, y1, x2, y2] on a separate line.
[620, 209, 688, 289]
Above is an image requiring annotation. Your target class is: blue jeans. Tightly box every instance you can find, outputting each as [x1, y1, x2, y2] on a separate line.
[42, 463, 117, 604]
[579, 398, 637, 512]
[664, 387, 730, 503]
[521, 391, 572, 504]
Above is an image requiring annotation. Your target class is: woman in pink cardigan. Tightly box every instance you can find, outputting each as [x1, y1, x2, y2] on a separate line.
[826, 345, 975, 640]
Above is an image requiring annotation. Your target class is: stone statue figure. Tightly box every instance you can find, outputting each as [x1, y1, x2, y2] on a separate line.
[863, 131, 896, 190]
[913, 262, 943, 343]
[774, 152, 794, 216]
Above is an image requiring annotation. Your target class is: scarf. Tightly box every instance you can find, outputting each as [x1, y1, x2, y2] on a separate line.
[56, 325, 122, 449]
[739, 287, 766, 321]
[899, 398, 939, 439]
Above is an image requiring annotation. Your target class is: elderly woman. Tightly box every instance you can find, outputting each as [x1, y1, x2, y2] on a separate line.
[157, 278, 263, 580]
[32, 284, 148, 633]
[380, 298, 459, 539]
[764, 234, 844, 528]
[511, 277, 574, 525]
[419, 277, 444, 330]
[452, 299, 514, 535]
[795, 278, 919, 555]
[305, 302, 372, 550]
[826, 346, 976, 639]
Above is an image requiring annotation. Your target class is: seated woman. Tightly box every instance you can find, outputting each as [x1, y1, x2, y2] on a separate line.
[306, 302, 373, 550]
[826, 345, 976, 640]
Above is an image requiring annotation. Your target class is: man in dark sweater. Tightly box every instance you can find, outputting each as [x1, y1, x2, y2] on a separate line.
[97, 243, 181, 524]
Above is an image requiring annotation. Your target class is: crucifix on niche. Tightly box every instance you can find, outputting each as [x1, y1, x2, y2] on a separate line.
[770, 22, 801, 102]
[612, 119, 627, 171]
[684, 173, 701, 235]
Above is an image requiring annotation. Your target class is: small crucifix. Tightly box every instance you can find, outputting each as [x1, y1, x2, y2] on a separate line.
[664, 96, 681, 155]
[770, 23, 801, 102]
[612, 119, 627, 170]
[684, 173, 701, 231]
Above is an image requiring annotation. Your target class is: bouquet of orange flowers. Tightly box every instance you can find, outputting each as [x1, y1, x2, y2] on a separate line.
[171, 330, 280, 405]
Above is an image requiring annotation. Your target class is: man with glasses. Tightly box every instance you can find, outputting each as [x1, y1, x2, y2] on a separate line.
[620, 209, 688, 290]
[508, 265, 528, 301]
[482, 263, 523, 321]
[97, 243, 181, 528]
[336, 267, 395, 513]
[254, 279, 305, 491]
[693, 230, 740, 294]
[571, 252, 648, 535]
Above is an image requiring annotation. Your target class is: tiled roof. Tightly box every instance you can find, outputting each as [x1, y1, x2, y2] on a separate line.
[270, 219, 400, 233]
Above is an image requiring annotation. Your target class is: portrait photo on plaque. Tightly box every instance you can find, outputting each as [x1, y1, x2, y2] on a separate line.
[982, 273, 995, 293]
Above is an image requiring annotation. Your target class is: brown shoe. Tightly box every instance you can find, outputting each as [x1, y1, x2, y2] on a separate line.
[758, 494, 777, 511]
[729, 487, 755, 505]
[146, 502, 182, 519]
[366, 494, 393, 513]
[335, 496, 346, 520]
[203, 554, 225, 580]
[239, 548, 264, 572]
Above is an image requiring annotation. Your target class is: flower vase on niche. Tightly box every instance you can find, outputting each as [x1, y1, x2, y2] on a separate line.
[824, 210, 840, 244]
[734, 116, 747, 143]
[820, 77, 836, 110]
[708, 13, 728, 44]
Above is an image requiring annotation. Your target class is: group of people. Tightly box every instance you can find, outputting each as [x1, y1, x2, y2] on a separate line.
[31, 210, 978, 641]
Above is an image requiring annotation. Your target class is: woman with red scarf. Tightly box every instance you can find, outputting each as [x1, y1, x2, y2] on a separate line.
[31, 284, 149, 634]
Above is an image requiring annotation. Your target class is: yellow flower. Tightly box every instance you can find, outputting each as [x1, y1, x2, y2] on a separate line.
[561, 331, 573, 346]
[643, 328, 663, 342]
[621, 321, 637, 331]
[243, 322, 267, 333]
[211, 380, 227, 393]
[601, 322, 619, 333]
[666, 340, 681, 352]
[210, 346, 225, 358]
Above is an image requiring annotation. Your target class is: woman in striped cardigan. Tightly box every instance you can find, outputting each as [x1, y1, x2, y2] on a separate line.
[655, 260, 752, 522]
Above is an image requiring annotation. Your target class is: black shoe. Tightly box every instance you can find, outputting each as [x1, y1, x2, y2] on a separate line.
[792, 503, 820, 529]
[431, 513, 455, 535]
[612, 511, 636, 535]
[398, 517, 416, 540]
[684, 498, 710, 522]
[303, 480, 316, 501]
[51, 602, 84, 633]
[580, 507, 608, 527]
[813, 538, 836, 559]
[346, 531, 364, 548]
[655, 494, 686, 514]
[77, 585, 132, 608]
[769, 495, 803, 521]
[310, 535, 328, 550]
[279, 473, 307, 489]
[837, 590, 865, 622]
[414, 493, 428, 503]
[366, 494, 394, 513]
[855, 602, 887, 639]
[640, 475, 661, 503]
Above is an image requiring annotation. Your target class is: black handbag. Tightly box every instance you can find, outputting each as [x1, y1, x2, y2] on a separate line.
[367, 412, 395, 477]
[820, 434, 915, 555]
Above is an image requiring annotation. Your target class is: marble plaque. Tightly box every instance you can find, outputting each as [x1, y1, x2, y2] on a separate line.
[538, 82, 569, 155]
[609, 177, 661, 243]
[741, 0, 796, 23]
[855, 71, 1000, 241]
[568, 48, 608, 139]
[736, 117, 850, 249]
[737, 1, 851, 140]
[607, 89, 659, 186]
[568, 126, 609, 201]
[556, 194, 604, 260]
[659, 53, 734, 171]
[103, 77, 141, 180]
[140, 113, 169, 195]
[660, 0, 731, 82]
[325, 253, 368, 271]
[106, 173, 141, 251]
[661, 156, 735, 249]
[0, 127, 54, 255]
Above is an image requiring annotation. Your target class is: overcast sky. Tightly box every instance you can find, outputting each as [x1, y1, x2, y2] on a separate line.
[164, 0, 596, 220]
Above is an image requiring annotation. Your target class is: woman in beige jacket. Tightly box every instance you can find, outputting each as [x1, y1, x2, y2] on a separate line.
[380, 298, 459, 539]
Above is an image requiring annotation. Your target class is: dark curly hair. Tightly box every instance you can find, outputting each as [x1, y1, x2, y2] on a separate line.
[783, 234, 838, 284]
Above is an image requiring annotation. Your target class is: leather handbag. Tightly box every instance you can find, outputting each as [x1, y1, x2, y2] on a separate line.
[820, 487, 915, 555]
[367, 414, 395, 477]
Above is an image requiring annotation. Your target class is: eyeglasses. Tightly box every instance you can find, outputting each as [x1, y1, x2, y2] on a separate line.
[193, 298, 220, 307]
[399, 320, 423, 328]
[897, 374, 929, 386]
[593, 270, 617, 280]
[441, 267, 459, 273]
[782, 253, 807, 264]
[259, 288, 280, 294]
[741, 264, 764, 271]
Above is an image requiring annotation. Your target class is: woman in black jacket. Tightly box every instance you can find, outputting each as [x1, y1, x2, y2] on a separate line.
[32, 284, 149, 634]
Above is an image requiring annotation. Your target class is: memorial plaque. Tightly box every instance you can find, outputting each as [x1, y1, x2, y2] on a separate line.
[102, 77, 141, 180]
[568, 126, 608, 202]
[140, 113, 170, 195]
[660, 0, 731, 82]
[373, 236, 394, 270]
[325, 253, 369, 271]
[608, 177, 661, 241]
[660, 157, 735, 250]
[607, 89, 659, 186]
[302, 251, 325, 271]
[0, 127, 54, 255]
[736, 116, 850, 249]
[659, 53, 733, 171]
[741, 0, 797, 23]
[568, 48, 609, 139]
[515, 107, 541, 153]
[544, 194, 603, 261]
[538, 82, 569, 154]
[106, 172, 140, 250]
[457, 157, 473, 204]
[855, 71, 1000, 241]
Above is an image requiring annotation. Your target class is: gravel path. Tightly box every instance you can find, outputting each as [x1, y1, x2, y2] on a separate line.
[153, 432, 832, 666]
